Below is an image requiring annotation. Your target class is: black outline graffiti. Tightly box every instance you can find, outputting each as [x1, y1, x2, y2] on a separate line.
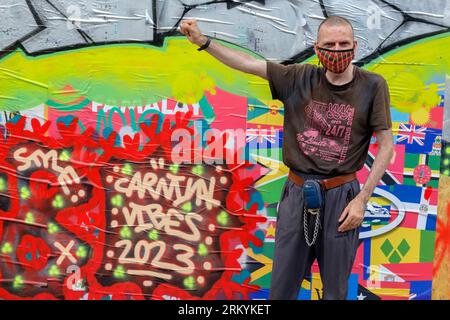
[0, 0, 44, 59]
[357, 0, 449, 65]
[319, 0, 329, 19]
[42, 0, 94, 44]
[0, 0, 448, 65]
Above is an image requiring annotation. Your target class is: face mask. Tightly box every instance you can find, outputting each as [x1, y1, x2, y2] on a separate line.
[315, 45, 355, 73]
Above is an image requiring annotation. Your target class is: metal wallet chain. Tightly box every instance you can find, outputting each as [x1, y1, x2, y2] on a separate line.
[303, 207, 321, 247]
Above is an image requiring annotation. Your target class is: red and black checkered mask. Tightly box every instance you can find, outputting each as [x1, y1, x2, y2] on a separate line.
[316, 45, 355, 73]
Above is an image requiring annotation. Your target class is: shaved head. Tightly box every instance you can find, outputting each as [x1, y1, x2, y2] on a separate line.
[317, 15, 354, 41]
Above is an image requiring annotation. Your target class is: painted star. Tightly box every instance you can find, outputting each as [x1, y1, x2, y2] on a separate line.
[265, 223, 276, 238]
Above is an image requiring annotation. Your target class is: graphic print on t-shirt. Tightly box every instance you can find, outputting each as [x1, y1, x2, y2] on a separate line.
[296, 100, 355, 163]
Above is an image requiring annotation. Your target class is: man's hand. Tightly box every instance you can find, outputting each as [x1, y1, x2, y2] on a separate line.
[338, 195, 366, 232]
[178, 19, 267, 78]
[180, 19, 208, 47]
[337, 129, 394, 233]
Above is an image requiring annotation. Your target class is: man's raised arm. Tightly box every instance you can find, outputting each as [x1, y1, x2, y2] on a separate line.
[179, 19, 268, 79]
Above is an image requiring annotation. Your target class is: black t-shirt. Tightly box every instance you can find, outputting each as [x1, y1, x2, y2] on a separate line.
[266, 61, 392, 175]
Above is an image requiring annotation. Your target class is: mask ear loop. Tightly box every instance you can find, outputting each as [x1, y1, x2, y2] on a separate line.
[314, 44, 322, 68]
[315, 45, 327, 71]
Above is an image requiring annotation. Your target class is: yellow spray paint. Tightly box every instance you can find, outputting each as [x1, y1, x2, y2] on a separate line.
[0, 37, 269, 111]
[0, 33, 448, 115]
[365, 33, 449, 118]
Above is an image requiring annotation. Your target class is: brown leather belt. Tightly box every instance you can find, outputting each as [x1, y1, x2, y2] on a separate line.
[288, 170, 357, 190]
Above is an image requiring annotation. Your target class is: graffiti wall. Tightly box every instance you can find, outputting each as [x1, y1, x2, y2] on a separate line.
[0, 0, 449, 300]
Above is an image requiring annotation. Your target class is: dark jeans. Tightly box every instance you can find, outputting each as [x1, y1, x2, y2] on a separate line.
[269, 172, 361, 300]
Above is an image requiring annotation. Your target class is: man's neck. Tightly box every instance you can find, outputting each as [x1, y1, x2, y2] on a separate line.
[325, 64, 354, 86]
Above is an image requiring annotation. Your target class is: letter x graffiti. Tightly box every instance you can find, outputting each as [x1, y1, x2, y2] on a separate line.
[54, 240, 77, 265]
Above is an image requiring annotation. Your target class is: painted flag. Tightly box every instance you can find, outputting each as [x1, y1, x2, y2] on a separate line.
[246, 125, 279, 145]
[403, 153, 440, 188]
[396, 123, 442, 154]
[357, 144, 405, 185]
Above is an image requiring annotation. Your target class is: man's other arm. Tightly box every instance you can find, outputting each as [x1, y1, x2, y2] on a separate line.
[357, 129, 395, 203]
[338, 129, 394, 232]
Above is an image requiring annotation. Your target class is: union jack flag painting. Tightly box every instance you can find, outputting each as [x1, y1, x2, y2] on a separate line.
[246, 125, 280, 147]
[397, 124, 427, 146]
[396, 123, 441, 154]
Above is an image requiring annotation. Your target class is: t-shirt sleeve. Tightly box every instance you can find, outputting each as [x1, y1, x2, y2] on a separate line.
[369, 79, 392, 132]
[266, 61, 299, 102]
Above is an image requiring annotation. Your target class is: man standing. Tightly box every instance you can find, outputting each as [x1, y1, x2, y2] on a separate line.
[180, 16, 394, 300]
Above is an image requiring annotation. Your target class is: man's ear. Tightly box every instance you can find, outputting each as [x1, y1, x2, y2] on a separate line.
[313, 42, 318, 55]
[353, 40, 358, 50]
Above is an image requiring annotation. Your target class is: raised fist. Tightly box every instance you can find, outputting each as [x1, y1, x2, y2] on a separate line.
[179, 19, 207, 47]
